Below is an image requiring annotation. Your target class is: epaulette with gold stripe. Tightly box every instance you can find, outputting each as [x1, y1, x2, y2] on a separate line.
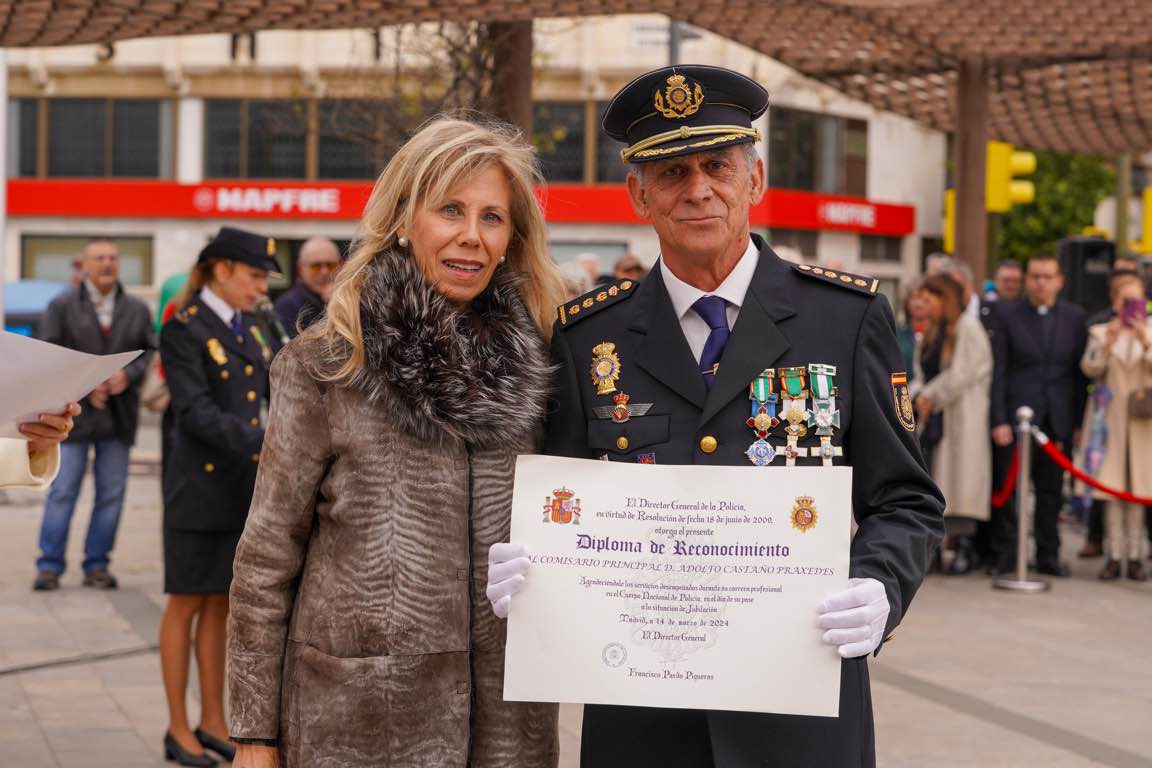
[793, 263, 878, 296]
[557, 278, 639, 328]
[172, 304, 201, 325]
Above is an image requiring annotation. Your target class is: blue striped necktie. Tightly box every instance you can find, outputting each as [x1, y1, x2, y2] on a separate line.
[692, 295, 730, 389]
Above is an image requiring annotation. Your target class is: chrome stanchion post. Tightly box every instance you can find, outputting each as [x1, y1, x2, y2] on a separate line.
[994, 406, 1050, 593]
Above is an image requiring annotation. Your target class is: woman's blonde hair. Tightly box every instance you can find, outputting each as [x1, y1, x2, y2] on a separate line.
[174, 258, 223, 310]
[309, 116, 564, 383]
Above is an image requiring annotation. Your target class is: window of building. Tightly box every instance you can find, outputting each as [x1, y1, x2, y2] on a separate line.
[205, 98, 417, 180]
[204, 100, 243, 178]
[204, 99, 308, 179]
[7, 98, 39, 178]
[48, 100, 106, 177]
[112, 100, 168, 177]
[860, 235, 903, 263]
[42, 99, 171, 178]
[21, 235, 154, 286]
[767, 228, 818, 260]
[9, 99, 171, 179]
[769, 108, 817, 192]
[595, 101, 629, 183]
[317, 100, 381, 180]
[534, 102, 585, 183]
[248, 101, 308, 179]
[769, 107, 868, 197]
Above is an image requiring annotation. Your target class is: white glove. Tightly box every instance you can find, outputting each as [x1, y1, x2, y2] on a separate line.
[817, 577, 890, 658]
[487, 543, 530, 619]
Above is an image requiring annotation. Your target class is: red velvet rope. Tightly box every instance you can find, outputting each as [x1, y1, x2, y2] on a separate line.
[989, 447, 1019, 508]
[1034, 429, 1152, 506]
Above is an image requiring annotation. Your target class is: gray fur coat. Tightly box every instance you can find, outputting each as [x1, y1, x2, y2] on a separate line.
[227, 251, 558, 767]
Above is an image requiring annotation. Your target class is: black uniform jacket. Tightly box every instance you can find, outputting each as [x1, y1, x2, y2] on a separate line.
[161, 297, 278, 532]
[543, 237, 944, 767]
[989, 297, 1088, 441]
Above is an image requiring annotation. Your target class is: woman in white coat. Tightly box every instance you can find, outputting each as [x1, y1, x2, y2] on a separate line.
[0, 403, 80, 490]
[1081, 275, 1152, 581]
[913, 274, 993, 574]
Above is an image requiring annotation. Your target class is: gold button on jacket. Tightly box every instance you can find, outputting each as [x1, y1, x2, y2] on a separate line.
[616, 436, 630, 451]
[699, 436, 718, 453]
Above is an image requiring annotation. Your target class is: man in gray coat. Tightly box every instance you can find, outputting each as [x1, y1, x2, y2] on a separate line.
[33, 238, 155, 591]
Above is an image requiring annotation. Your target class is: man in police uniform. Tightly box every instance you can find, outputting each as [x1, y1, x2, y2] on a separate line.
[487, 66, 944, 767]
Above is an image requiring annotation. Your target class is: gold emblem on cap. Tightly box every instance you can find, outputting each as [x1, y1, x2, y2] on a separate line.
[654, 74, 704, 119]
[267, 238, 276, 256]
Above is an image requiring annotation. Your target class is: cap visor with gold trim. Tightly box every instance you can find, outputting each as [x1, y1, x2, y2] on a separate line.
[197, 225, 282, 276]
[603, 64, 769, 164]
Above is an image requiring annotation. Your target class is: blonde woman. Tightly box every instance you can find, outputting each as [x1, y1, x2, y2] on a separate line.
[1081, 275, 1152, 581]
[227, 118, 564, 768]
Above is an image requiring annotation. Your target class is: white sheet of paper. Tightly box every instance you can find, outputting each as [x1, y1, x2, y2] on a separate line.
[504, 455, 852, 718]
[0, 331, 143, 439]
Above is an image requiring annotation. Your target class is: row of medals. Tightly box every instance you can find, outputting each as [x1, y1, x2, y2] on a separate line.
[590, 340, 842, 468]
[746, 364, 842, 467]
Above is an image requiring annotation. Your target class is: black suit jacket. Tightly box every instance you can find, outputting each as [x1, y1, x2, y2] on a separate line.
[543, 237, 944, 764]
[39, 282, 155, 445]
[989, 298, 1088, 440]
[160, 297, 280, 531]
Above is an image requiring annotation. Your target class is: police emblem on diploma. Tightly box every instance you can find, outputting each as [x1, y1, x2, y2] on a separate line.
[503, 456, 852, 717]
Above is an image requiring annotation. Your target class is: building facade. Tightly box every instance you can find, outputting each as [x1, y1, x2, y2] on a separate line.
[3, 16, 946, 311]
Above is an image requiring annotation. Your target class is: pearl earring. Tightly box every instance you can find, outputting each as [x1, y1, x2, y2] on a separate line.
[398, 236, 409, 248]
[500, 255, 507, 264]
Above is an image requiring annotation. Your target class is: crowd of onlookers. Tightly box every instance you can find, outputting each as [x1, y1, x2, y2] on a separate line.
[902, 251, 1152, 582]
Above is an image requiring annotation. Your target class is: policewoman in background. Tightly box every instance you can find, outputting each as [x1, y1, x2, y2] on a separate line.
[159, 227, 282, 766]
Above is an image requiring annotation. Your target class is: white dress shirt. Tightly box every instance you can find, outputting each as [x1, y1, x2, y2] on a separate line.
[84, 279, 116, 330]
[200, 285, 238, 328]
[660, 239, 759, 363]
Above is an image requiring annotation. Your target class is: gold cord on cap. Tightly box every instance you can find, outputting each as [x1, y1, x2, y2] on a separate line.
[621, 125, 760, 163]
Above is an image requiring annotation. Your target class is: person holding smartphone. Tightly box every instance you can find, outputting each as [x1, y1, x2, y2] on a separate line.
[1081, 274, 1152, 581]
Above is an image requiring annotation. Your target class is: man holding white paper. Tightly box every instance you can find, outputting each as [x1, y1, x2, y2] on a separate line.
[489, 65, 944, 767]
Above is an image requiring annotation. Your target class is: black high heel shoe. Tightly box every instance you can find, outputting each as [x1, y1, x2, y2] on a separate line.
[164, 732, 217, 766]
[195, 728, 237, 762]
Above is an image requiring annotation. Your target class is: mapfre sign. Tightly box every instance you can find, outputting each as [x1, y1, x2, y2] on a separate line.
[7, 180, 372, 220]
[195, 186, 343, 215]
[7, 180, 915, 236]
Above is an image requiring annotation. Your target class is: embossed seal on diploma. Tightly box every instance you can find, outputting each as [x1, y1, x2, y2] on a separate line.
[602, 642, 627, 668]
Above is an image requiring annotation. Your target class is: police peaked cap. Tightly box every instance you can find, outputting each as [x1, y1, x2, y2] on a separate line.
[603, 64, 769, 164]
[197, 226, 281, 274]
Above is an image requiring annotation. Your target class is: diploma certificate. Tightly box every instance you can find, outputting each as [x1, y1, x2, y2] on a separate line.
[504, 455, 851, 717]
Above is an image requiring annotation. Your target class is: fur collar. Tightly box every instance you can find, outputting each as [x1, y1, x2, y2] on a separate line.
[332, 251, 551, 448]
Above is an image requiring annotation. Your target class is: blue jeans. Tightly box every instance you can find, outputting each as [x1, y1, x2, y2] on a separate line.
[36, 439, 130, 575]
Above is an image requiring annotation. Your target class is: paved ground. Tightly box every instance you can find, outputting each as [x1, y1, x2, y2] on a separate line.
[1, 423, 1149, 766]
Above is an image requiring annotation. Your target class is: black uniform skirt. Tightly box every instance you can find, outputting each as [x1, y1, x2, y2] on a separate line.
[163, 527, 242, 595]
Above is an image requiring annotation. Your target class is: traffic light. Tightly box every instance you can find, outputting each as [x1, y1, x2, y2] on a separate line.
[943, 142, 1036, 253]
[985, 141, 1036, 213]
[944, 189, 956, 253]
[1143, 187, 1152, 256]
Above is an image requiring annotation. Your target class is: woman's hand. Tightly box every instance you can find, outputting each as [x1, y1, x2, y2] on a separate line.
[20, 403, 81, 454]
[1105, 318, 1124, 347]
[233, 744, 280, 768]
[914, 394, 934, 422]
